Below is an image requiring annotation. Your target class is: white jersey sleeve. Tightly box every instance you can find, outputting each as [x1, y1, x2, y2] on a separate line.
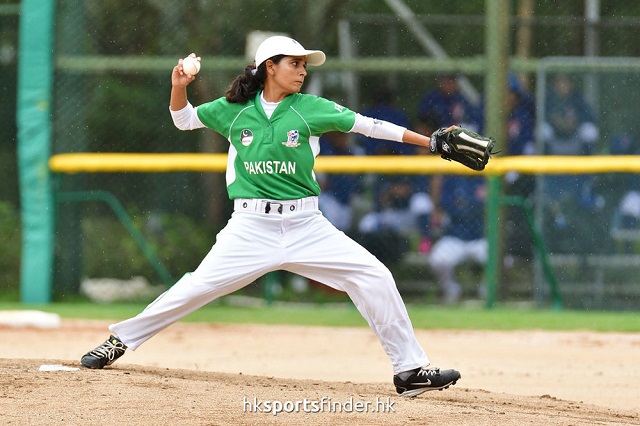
[170, 102, 206, 130]
[350, 113, 406, 142]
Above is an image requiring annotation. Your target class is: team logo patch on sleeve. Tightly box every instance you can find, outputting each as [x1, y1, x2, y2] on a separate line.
[282, 129, 300, 147]
[240, 129, 254, 146]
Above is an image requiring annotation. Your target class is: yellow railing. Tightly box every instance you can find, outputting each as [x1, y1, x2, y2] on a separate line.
[49, 152, 640, 309]
[49, 153, 640, 175]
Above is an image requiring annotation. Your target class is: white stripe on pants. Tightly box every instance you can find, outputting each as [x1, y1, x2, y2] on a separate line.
[109, 209, 429, 374]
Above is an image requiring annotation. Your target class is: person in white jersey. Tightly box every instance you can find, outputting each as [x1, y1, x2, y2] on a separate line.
[80, 35, 461, 397]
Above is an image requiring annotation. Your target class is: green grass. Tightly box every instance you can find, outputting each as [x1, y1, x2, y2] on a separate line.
[1, 301, 639, 332]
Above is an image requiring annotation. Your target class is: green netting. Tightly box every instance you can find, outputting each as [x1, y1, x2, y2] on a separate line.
[13, 1, 640, 309]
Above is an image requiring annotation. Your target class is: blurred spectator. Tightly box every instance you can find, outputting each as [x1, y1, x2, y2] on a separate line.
[542, 74, 603, 253]
[491, 73, 537, 193]
[357, 175, 433, 254]
[503, 74, 536, 258]
[506, 73, 536, 157]
[358, 85, 414, 157]
[609, 133, 640, 253]
[475, 73, 535, 157]
[543, 73, 598, 156]
[428, 176, 487, 304]
[356, 85, 433, 257]
[317, 131, 362, 232]
[413, 114, 443, 253]
[416, 73, 482, 132]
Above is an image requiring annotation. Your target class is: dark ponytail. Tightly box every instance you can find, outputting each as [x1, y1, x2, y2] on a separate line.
[225, 55, 285, 104]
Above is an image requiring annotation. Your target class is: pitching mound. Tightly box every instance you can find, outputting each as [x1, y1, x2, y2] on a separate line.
[0, 320, 638, 425]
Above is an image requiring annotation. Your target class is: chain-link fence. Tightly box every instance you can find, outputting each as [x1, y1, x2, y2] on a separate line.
[533, 66, 640, 310]
[10, 1, 640, 309]
[1, 4, 21, 297]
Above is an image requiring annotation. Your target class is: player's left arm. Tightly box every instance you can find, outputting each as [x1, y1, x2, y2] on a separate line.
[351, 114, 495, 171]
[401, 127, 457, 148]
[350, 114, 459, 148]
[349, 113, 406, 141]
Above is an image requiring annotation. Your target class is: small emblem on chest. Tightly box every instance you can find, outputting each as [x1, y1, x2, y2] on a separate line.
[282, 129, 300, 147]
[240, 129, 254, 146]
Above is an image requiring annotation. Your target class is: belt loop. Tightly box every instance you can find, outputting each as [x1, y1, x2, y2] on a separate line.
[265, 202, 271, 214]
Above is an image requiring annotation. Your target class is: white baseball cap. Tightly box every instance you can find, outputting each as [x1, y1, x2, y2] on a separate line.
[254, 36, 326, 68]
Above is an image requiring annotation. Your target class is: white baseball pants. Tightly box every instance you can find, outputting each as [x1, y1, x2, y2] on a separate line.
[109, 197, 429, 374]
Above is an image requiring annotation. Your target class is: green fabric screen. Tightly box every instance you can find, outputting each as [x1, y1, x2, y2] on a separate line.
[17, 0, 56, 303]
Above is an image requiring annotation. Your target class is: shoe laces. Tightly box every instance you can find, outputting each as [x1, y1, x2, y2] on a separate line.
[89, 338, 126, 361]
[417, 366, 440, 377]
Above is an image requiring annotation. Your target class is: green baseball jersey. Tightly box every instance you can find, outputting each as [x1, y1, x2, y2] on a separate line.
[197, 91, 356, 200]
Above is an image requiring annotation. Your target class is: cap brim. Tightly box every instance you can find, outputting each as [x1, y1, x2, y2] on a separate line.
[304, 50, 326, 66]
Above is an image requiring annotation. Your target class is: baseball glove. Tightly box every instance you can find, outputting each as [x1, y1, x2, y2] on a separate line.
[430, 127, 496, 171]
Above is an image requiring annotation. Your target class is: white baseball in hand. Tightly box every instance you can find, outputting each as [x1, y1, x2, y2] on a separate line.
[182, 55, 201, 75]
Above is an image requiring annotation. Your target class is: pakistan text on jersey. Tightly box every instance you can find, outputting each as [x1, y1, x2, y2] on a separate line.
[244, 161, 297, 175]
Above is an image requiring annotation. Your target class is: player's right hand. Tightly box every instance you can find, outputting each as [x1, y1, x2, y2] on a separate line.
[172, 56, 196, 88]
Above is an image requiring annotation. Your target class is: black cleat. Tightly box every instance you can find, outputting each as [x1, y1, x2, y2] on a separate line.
[81, 335, 127, 369]
[394, 366, 461, 397]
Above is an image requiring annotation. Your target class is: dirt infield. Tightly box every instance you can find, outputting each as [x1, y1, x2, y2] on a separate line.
[1, 319, 639, 425]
